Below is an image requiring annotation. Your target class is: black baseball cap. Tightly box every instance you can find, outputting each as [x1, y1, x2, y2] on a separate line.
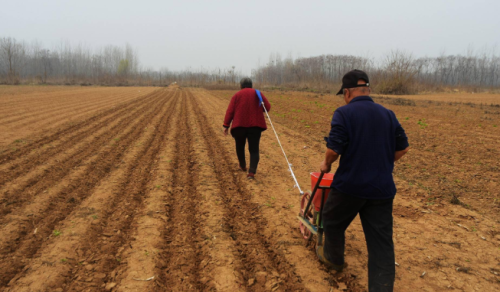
[336, 69, 370, 95]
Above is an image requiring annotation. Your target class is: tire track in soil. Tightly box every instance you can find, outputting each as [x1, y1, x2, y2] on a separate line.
[62, 90, 181, 292]
[0, 91, 166, 220]
[154, 92, 207, 291]
[0, 89, 162, 165]
[184, 90, 306, 292]
[0, 90, 173, 289]
[0, 90, 163, 187]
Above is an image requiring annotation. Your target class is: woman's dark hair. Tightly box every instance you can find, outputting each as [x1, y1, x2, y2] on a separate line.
[240, 77, 253, 89]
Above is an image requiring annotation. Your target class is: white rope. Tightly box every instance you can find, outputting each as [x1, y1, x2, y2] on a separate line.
[261, 101, 304, 195]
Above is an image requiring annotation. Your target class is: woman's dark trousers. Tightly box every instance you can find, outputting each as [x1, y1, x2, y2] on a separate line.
[323, 188, 395, 292]
[230, 127, 262, 174]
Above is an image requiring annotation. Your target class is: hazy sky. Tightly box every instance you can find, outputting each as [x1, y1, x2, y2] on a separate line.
[2, 0, 500, 74]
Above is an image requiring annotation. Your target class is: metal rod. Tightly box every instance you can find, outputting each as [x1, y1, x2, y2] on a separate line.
[317, 232, 323, 246]
[318, 188, 326, 228]
[317, 188, 327, 246]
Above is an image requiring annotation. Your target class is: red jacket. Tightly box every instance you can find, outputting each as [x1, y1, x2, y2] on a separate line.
[223, 88, 271, 130]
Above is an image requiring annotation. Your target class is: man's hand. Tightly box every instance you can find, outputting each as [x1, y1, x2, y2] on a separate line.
[320, 160, 332, 173]
[320, 148, 340, 173]
[223, 127, 229, 136]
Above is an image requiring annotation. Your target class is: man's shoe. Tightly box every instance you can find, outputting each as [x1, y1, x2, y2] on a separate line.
[239, 165, 247, 172]
[247, 173, 255, 180]
[316, 245, 346, 272]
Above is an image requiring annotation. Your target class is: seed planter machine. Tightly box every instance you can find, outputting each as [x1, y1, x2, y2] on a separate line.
[298, 172, 333, 246]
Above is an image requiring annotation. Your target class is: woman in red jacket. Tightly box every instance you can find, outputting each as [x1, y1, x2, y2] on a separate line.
[223, 78, 271, 179]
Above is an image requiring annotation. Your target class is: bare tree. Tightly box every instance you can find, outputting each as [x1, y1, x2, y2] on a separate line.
[377, 50, 418, 94]
[1, 36, 500, 90]
[0, 37, 26, 84]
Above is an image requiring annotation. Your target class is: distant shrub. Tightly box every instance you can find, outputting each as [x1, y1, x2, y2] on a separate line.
[375, 50, 418, 95]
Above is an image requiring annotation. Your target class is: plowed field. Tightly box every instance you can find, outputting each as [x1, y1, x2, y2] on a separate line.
[0, 86, 499, 292]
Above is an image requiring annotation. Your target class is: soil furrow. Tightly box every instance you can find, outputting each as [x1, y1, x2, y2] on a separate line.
[0, 92, 165, 218]
[0, 87, 143, 118]
[0, 91, 163, 187]
[0, 90, 173, 288]
[0, 90, 140, 126]
[1, 86, 499, 291]
[154, 93, 244, 291]
[0, 90, 168, 228]
[61, 90, 180, 292]
[0, 88, 154, 128]
[0, 88, 109, 118]
[0, 89, 179, 292]
[107, 91, 184, 292]
[8, 91, 143, 130]
[154, 92, 206, 291]
[0, 89, 161, 165]
[187, 90, 306, 291]
[0, 87, 109, 106]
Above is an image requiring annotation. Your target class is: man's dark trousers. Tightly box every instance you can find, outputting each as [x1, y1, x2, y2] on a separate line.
[230, 127, 262, 174]
[323, 188, 395, 292]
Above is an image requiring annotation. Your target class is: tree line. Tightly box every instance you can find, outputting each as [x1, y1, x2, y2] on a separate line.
[0, 37, 142, 85]
[2, 36, 500, 94]
[0, 37, 244, 87]
[253, 49, 500, 94]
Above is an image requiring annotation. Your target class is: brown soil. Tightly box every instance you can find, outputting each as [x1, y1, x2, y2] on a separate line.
[379, 92, 500, 105]
[0, 86, 156, 147]
[0, 86, 499, 292]
[205, 89, 500, 291]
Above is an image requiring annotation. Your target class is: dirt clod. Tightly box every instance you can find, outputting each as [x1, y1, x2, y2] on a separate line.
[105, 282, 117, 290]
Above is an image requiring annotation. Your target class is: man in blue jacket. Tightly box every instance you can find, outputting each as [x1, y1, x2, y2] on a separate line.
[318, 70, 409, 292]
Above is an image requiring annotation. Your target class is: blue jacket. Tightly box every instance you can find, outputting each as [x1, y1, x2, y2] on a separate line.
[326, 96, 409, 199]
